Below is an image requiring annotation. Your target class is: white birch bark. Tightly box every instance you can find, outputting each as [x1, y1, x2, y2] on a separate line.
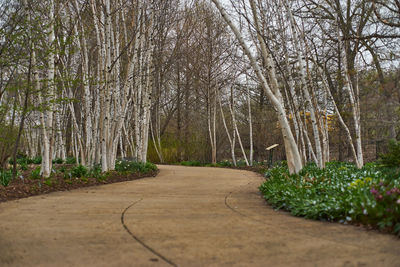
[336, 18, 363, 168]
[246, 77, 254, 166]
[211, 0, 303, 173]
[342, 46, 364, 168]
[129, 3, 155, 164]
[218, 92, 236, 166]
[73, 0, 92, 166]
[229, 86, 249, 166]
[207, 85, 217, 164]
[39, 0, 56, 177]
[315, 63, 359, 166]
[150, 120, 163, 162]
[34, 49, 50, 177]
[90, 0, 103, 166]
[283, 0, 324, 168]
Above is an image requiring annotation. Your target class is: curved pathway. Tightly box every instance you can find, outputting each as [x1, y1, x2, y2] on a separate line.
[0, 165, 399, 266]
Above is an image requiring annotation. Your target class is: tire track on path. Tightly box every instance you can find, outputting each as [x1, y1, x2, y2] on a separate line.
[121, 199, 178, 267]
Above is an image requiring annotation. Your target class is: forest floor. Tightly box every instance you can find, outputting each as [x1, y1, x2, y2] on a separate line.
[0, 165, 399, 266]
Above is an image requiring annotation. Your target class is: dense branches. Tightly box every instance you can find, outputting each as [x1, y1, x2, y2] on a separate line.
[0, 0, 399, 175]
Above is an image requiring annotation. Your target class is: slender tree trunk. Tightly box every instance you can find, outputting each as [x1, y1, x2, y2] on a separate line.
[229, 86, 249, 166]
[13, 51, 32, 179]
[283, 0, 323, 168]
[211, 0, 303, 173]
[246, 78, 254, 166]
[218, 92, 236, 166]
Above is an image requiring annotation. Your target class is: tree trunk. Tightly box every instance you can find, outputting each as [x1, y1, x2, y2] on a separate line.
[211, 0, 303, 173]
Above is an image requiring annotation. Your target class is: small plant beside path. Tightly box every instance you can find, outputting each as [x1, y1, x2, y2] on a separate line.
[260, 162, 400, 236]
[0, 160, 158, 202]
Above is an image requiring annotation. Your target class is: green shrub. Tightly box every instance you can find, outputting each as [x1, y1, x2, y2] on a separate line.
[43, 178, 53, 186]
[255, 161, 269, 167]
[65, 157, 76, 164]
[205, 163, 217, 167]
[115, 160, 157, 173]
[10, 157, 26, 165]
[235, 160, 247, 167]
[272, 160, 288, 168]
[144, 162, 157, 171]
[88, 165, 107, 180]
[32, 156, 42, 164]
[71, 165, 88, 178]
[259, 162, 400, 235]
[11, 156, 42, 165]
[0, 124, 18, 168]
[379, 139, 400, 168]
[63, 171, 72, 180]
[53, 158, 64, 164]
[0, 169, 13, 186]
[181, 160, 202, 166]
[57, 166, 67, 173]
[19, 162, 28, 171]
[30, 167, 41, 180]
[217, 160, 232, 167]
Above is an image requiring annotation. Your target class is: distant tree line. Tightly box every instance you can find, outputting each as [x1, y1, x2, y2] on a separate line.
[0, 0, 399, 176]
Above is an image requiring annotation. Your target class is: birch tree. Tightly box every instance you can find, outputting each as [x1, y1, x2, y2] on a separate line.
[211, 0, 303, 173]
[38, 0, 56, 178]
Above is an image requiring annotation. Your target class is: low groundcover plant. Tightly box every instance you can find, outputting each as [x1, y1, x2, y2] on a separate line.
[259, 162, 400, 235]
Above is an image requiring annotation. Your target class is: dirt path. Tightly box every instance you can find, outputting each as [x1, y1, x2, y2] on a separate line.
[0, 165, 399, 266]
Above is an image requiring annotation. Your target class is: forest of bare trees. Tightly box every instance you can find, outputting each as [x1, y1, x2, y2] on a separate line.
[1, 0, 399, 176]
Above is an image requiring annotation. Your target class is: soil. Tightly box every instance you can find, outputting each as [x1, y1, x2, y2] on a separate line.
[0, 165, 158, 202]
[0, 165, 399, 266]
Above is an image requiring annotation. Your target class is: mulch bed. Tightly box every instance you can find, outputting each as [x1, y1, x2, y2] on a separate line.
[0, 167, 159, 203]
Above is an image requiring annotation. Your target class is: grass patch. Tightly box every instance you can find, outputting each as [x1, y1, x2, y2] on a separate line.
[0, 169, 13, 186]
[259, 162, 400, 235]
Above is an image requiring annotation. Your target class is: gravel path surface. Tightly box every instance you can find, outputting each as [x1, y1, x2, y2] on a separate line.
[0, 165, 399, 266]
